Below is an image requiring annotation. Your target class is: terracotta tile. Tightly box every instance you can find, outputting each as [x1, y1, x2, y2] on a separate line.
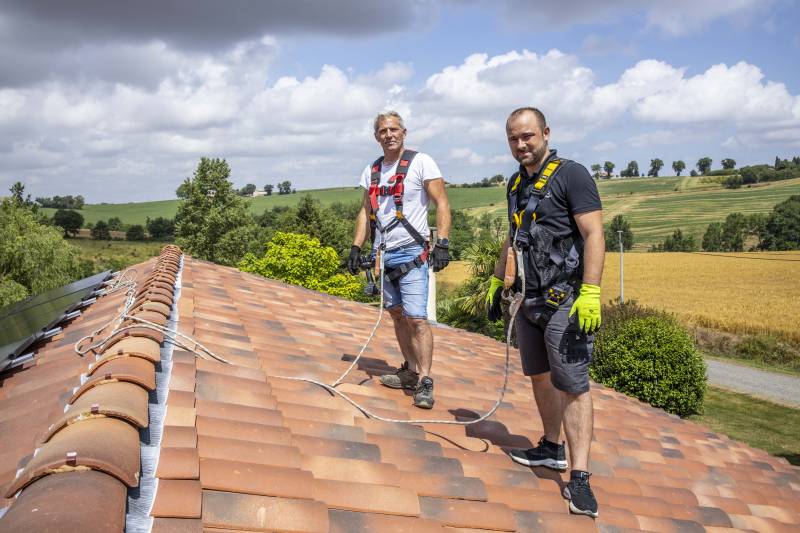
[301, 454, 400, 486]
[195, 358, 266, 381]
[195, 399, 281, 426]
[419, 496, 517, 531]
[71, 356, 156, 402]
[196, 415, 292, 446]
[164, 406, 197, 427]
[197, 435, 301, 469]
[151, 517, 202, 533]
[5, 417, 140, 496]
[485, 484, 567, 513]
[168, 389, 197, 408]
[199, 457, 313, 499]
[44, 381, 149, 441]
[395, 471, 488, 501]
[277, 402, 355, 426]
[201, 489, 329, 532]
[151, 479, 202, 518]
[291, 434, 380, 462]
[513, 510, 599, 532]
[328, 509, 446, 533]
[595, 505, 641, 531]
[635, 515, 705, 533]
[312, 478, 420, 516]
[748, 503, 800, 525]
[161, 426, 198, 448]
[283, 417, 365, 442]
[157, 447, 200, 479]
[0, 470, 127, 532]
[98, 335, 162, 364]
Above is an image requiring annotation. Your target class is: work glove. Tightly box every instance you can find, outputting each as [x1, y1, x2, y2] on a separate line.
[347, 245, 362, 275]
[431, 240, 450, 272]
[569, 283, 602, 334]
[485, 275, 504, 322]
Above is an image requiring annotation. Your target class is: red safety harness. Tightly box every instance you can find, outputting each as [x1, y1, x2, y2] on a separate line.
[368, 149, 429, 280]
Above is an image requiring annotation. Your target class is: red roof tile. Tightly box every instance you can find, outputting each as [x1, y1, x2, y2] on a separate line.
[2, 248, 800, 531]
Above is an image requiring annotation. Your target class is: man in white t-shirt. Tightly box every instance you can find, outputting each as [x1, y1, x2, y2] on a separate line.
[347, 110, 451, 409]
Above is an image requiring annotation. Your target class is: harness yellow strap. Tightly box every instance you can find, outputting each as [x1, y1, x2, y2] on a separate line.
[511, 159, 561, 228]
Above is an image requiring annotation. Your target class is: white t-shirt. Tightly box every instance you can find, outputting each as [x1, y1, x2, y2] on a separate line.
[359, 151, 442, 251]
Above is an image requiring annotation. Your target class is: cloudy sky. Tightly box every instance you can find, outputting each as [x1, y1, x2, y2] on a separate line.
[1, 0, 799, 202]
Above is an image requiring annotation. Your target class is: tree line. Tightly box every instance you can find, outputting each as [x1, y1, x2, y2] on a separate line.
[591, 157, 736, 179]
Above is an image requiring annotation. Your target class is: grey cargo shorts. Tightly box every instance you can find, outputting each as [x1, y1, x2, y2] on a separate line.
[515, 295, 593, 394]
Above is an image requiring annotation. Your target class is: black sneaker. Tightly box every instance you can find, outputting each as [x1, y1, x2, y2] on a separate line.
[563, 471, 599, 518]
[413, 376, 434, 409]
[379, 361, 419, 390]
[508, 436, 568, 471]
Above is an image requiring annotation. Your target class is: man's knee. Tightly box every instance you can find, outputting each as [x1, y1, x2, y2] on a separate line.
[407, 317, 429, 334]
[388, 306, 404, 320]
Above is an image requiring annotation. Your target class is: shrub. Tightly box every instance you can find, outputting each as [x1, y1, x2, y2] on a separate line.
[126, 224, 146, 241]
[591, 301, 706, 416]
[238, 232, 364, 301]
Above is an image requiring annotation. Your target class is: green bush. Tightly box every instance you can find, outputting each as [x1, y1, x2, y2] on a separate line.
[591, 302, 706, 416]
[238, 231, 364, 301]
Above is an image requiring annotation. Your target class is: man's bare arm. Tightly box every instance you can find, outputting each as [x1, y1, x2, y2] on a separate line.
[352, 190, 370, 248]
[493, 236, 511, 280]
[574, 210, 604, 286]
[424, 178, 451, 240]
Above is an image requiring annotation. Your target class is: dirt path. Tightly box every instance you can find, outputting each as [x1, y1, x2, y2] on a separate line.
[705, 357, 800, 408]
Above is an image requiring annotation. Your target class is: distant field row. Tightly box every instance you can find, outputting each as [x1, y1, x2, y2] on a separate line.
[438, 251, 800, 343]
[41, 175, 800, 250]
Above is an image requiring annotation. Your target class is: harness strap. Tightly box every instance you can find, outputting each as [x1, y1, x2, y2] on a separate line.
[513, 156, 563, 248]
[368, 149, 426, 248]
[384, 247, 430, 282]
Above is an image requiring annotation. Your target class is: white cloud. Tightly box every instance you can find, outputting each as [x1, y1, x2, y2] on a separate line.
[592, 141, 617, 152]
[448, 147, 485, 165]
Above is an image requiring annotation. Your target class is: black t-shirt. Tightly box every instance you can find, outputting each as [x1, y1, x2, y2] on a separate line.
[507, 150, 602, 293]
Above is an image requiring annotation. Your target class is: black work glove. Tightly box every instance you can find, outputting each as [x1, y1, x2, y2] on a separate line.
[347, 245, 361, 275]
[431, 239, 450, 272]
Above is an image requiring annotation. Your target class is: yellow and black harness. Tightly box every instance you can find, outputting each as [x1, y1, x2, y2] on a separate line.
[507, 154, 581, 312]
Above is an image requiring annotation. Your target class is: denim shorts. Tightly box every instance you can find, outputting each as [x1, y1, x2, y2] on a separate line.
[515, 295, 593, 394]
[382, 243, 429, 319]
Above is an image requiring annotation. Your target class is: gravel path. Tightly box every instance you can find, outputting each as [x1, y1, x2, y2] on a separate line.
[705, 358, 800, 408]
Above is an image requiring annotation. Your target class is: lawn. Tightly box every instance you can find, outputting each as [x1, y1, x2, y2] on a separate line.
[70, 238, 166, 273]
[690, 386, 800, 465]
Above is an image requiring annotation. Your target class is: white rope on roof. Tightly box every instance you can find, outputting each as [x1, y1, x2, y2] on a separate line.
[74, 242, 523, 426]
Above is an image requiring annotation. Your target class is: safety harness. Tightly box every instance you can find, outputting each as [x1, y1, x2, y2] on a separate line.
[368, 149, 429, 281]
[508, 153, 581, 318]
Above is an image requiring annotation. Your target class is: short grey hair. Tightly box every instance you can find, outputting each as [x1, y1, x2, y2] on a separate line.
[373, 110, 406, 133]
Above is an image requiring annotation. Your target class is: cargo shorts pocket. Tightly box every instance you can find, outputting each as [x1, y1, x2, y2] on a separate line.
[559, 326, 593, 365]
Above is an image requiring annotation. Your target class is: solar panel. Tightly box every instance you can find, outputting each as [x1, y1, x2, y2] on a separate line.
[0, 270, 112, 371]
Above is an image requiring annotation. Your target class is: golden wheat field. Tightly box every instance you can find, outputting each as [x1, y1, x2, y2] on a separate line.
[603, 252, 800, 342]
[438, 251, 800, 342]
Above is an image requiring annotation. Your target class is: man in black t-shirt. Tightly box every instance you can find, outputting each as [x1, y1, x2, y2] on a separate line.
[487, 107, 605, 518]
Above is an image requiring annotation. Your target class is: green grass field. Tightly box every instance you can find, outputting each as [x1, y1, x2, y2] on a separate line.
[43, 175, 800, 250]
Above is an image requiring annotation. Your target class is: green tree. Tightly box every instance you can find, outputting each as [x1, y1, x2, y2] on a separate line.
[91, 220, 111, 240]
[647, 158, 664, 177]
[126, 224, 146, 241]
[175, 158, 258, 265]
[278, 180, 292, 195]
[760, 195, 800, 250]
[264, 184, 274, 196]
[238, 232, 363, 300]
[239, 183, 256, 196]
[649, 229, 696, 252]
[52, 209, 84, 237]
[146, 217, 176, 240]
[107, 217, 124, 231]
[702, 222, 723, 251]
[605, 215, 634, 251]
[697, 157, 713, 175]
[590, 164, 601, 179]
[176, 179, 191, 199]
[672, 160, 686, 176]
[721, 158, 736, 170]
[0, 198, 84, 308]
[10, 182, 25, 204]
[620, 161, 639, 177]
[603, 161, 615, 178]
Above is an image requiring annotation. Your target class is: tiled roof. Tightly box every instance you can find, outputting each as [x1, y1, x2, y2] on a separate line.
[1, 246, 799, 532]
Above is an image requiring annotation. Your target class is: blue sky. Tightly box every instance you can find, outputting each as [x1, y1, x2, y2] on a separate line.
[0, 0, 798, 202]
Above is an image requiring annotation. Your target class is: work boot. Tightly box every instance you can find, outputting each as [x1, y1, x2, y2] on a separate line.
[379, 361, 418, 390]
[413, 376, 435, 409]
[508, 436, 568, 471]
[563, 470, 599, 518]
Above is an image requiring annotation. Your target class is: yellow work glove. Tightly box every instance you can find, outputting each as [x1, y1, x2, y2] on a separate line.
[485, 276, 504, 322]
[569, 283, 602, 334]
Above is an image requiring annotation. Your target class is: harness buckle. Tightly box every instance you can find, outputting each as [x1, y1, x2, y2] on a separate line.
[545, 284, 570, 310]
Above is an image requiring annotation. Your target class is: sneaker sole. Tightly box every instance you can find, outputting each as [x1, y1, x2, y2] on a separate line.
[413, 399, 434, 409]
[509, 454, 568, 471]
[379, 379, 417, 390]
[568, 500, 598, 518]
